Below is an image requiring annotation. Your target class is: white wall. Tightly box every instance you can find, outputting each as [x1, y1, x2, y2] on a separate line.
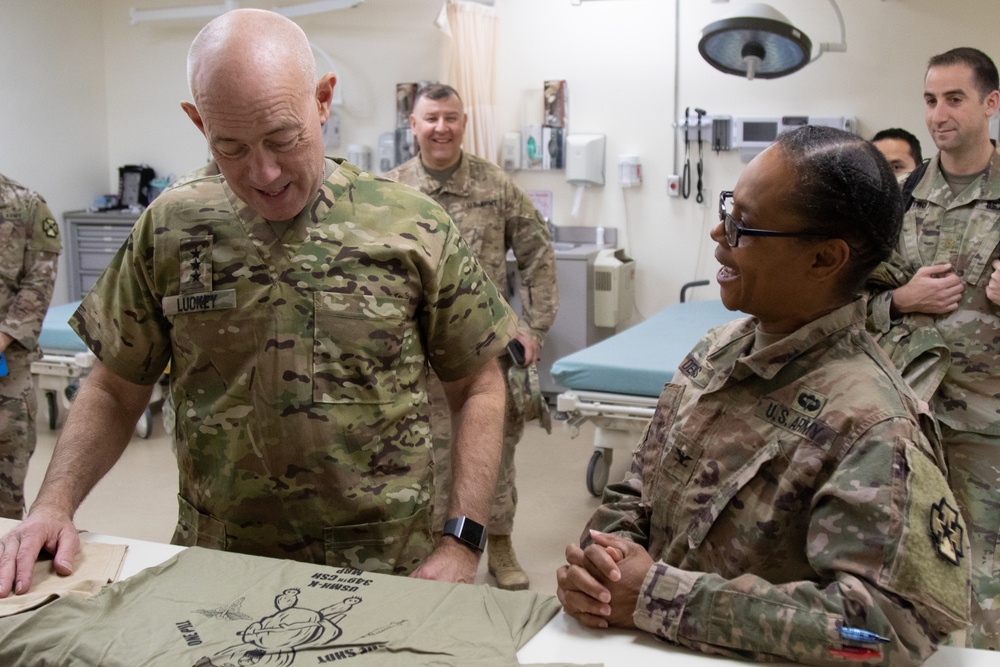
[499, 0, 1000, 317]
[99, 0, 444, 182]
[5, 0, 1000, 315]
[0, 0, 109, 305]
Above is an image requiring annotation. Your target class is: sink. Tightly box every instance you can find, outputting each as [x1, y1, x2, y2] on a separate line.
[551, 242, 579, 251]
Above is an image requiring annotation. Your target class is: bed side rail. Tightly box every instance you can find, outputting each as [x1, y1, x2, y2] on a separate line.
[557, 390, 657, 420]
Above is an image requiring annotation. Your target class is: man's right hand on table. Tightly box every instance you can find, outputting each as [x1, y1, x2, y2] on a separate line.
[0, 507, 79, 597]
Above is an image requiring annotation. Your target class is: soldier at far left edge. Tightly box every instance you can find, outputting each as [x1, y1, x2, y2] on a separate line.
[0, 172, 61, 519]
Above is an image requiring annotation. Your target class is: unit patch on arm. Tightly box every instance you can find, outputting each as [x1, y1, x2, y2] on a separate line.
[929, 497, 964, 566]
[42, 218, 59, 238]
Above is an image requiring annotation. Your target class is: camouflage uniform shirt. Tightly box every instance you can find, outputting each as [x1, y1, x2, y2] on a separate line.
[869, 149, 1000, 435]
[0, 173, 61, 359]
[586, 300, 970, 665]
[0, 173, 61, 518]
[386, 151, 557, 344]
[70, 159, 515, 574]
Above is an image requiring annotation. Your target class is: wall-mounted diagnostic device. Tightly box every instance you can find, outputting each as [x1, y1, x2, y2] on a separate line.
[732, 116, 856, 162]
[677, 114, 732, 153]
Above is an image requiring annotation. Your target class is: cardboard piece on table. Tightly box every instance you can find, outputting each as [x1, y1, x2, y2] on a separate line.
[0, 517, 127, 617]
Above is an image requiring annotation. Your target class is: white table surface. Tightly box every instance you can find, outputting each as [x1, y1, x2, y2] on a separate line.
[517, 612, 990, 666]
[86, 532, 994, 667]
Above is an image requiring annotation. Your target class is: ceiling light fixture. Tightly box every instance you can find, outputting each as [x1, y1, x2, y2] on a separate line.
[272, 0, 364, 18]
[129, 0, 239, 25]
[698, 0, 846, 80]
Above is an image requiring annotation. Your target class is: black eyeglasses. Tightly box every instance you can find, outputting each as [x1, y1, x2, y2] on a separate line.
[718, 191, 833, 248]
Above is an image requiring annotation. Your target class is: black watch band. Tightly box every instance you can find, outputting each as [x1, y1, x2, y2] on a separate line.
[442, 516, 487, 552]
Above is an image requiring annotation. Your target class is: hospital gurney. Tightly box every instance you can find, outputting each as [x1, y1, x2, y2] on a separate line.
[33, 301, 161, 438]
[552, 285, 740, 495]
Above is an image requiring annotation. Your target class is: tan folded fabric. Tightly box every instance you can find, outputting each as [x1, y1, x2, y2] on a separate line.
[0, 518, 128, 617]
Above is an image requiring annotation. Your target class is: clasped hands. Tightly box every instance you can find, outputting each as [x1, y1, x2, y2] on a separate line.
[555, 530, 654, 629]
[895, 260, 1000, 314]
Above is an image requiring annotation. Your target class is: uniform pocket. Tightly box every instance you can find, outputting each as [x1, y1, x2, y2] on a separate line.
[166, 309, 265, 398]
[960, 205, 1000, 287]
[324, 505, 433, 575]
[312, 292, 417, 405]
[685, 439, 783, 550]
[173, 494, 227, 550]
[639, 384, 686, 490]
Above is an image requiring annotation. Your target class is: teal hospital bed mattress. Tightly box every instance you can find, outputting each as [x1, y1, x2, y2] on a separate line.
[38, 301, 86, 353]
[551, 300, 740, 397]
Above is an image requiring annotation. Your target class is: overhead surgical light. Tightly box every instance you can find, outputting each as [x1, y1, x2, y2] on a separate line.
[698, 0, 846, 81]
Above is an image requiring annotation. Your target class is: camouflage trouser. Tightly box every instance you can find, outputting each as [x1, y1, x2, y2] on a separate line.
[0, 347, 37, 520]
[942, 424, 1000, 650]
[429, 355, 525, 535]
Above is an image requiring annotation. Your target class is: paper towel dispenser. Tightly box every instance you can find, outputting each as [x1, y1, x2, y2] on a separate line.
[566, 134, 606, 186]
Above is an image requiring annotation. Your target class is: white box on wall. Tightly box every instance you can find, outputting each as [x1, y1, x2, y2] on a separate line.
[565, 134, 606, 186]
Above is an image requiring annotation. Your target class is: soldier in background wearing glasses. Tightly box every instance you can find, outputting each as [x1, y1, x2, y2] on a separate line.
[556, 125, 970, 666]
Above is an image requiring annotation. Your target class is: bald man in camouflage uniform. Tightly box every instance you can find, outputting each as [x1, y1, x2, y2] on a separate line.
[867, 47, 1000, 649]
[0, 174, 60, 519]
[558, 127, 970, 665]
[388, 83, 558, 590]
[0, 9, 513, 599]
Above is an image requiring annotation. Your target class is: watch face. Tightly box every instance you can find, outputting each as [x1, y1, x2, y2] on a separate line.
[445, 517, 486, 550]
[463, 520, 485, 548]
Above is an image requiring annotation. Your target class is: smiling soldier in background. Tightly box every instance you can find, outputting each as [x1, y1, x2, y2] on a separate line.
[867, 46, 1000, 649]
[388, 83, 558, 590]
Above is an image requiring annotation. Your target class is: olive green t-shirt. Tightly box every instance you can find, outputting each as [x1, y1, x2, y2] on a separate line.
[0, 546, 562, 666]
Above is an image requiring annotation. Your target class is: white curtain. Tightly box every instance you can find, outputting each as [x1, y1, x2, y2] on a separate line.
[435, 0, 499, 164]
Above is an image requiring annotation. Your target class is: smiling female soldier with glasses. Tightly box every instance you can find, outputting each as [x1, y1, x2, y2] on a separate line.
[557, 125, 969, 667]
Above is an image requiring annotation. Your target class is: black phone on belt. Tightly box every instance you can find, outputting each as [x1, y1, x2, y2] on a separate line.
[507, 339, 526, 367]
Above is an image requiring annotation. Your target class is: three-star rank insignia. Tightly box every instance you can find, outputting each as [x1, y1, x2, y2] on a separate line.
[42, 218, 59, 238]
[179, 236, 213, 294]
[929, 497, 964, 566]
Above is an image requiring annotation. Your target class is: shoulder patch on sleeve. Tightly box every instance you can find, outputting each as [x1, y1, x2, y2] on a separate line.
[42, 217, 59, 239]
[929, 497, 964, 566]
[887, 444, 970, 625]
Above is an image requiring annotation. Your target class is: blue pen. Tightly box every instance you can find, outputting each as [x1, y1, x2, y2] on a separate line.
[0, 352, 7, 377]
[838, 626, 890, 644]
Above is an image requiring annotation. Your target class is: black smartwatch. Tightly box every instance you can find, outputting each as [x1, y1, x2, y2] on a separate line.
[442, 516, 487, 552]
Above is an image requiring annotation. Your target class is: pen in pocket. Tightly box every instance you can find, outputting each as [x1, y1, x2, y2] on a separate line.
[838, 627, 889, 644]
